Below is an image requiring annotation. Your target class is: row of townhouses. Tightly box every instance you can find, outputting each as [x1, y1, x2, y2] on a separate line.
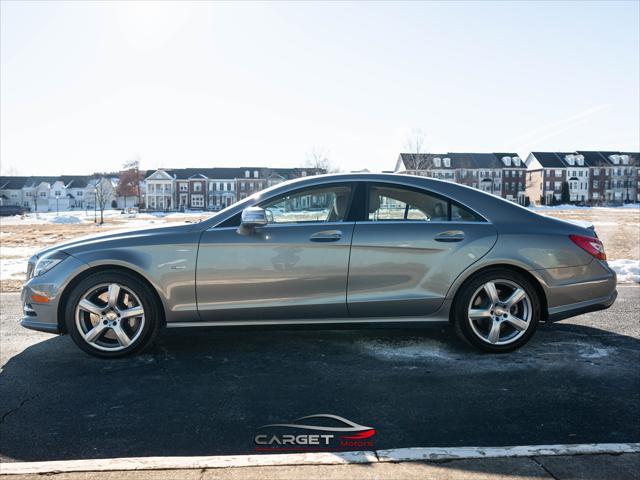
[0, 175, 118, 212]
[1, 151, 637, 212]
[395, 150, 639, 205]
[525, 151, 639, 204]
[0, 167, 322, 213]
[395, 152, 529, 203]
[143, 167, 323, 211]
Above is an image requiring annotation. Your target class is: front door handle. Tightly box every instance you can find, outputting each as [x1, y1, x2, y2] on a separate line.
[434, 230, 465, 242]
[310, 230, 342, 242]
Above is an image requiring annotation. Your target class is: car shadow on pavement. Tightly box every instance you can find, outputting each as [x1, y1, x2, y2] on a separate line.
[1, 322, 639, 464]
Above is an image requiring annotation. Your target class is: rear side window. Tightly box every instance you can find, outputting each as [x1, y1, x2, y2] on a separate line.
[451, 203, 483, 222]
[367, 184, 483, 222]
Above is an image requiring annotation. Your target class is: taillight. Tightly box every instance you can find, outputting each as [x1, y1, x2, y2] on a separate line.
[569, 234, 607, 261]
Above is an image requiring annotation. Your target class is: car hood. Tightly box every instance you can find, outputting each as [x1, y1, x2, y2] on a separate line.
[32, 222, 199, 259]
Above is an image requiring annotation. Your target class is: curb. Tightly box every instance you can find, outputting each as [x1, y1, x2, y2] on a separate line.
[1, 443, 639, 475]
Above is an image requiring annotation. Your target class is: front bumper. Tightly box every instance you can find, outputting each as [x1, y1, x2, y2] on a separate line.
[20, 254, 89, 335]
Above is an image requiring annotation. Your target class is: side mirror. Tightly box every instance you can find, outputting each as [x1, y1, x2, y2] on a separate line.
[238, 206, 268, 234]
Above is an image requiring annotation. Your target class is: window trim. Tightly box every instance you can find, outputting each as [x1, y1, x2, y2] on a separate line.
[362, 182, 487, 224]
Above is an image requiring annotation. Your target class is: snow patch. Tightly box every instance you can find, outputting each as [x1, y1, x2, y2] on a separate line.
[579, 346, 612, 359]
[0, 258, 27, 279]
[50, 215, 82, 224]
[357, 338, 454, 360]
[608, 259, 640, 283]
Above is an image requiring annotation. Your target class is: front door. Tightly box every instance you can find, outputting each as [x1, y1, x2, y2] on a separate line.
[347, 183, 498, 317]
[196, 183, 356, 321]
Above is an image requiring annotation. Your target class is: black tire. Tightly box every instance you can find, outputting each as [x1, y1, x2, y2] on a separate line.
[65, 270, 162, 358]
[452, 269, 541, 353]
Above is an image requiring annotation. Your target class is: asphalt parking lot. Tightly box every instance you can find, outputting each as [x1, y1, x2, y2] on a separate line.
[1, 286, 639, 463]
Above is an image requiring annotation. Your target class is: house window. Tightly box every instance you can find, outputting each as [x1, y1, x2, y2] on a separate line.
[554, 181, 561, 189]
[77, 191, 83, 196]
[54, 190, 61, 196]
[227, 182, 233, 191]
[241, 182, 246, 190]
[40, 192, 46, 197]
[593, 181, 598, 188]
[193, 183, 202, 192]
[191, 195, 204, 208]
[180, 183, 188, 192]
[555, 170, 562, 177]
[594, 169, 600, 176]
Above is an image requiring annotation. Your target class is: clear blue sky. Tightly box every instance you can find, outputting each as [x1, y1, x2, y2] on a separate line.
[1, 1, 638, 175]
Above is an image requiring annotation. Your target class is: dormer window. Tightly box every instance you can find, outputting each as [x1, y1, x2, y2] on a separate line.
[576, 154, 584, 166]
[609, 155, 620, 164]
[620, 155, 630, 165]
[502, 156, 511, 166]
[245, 170, 250, 178]
[565, 154, 575, 166]
[254, 170, 259, 178]
[433, 157, 442, 168]
[513, 156, 521, 166]
[443, 157, 451, 168]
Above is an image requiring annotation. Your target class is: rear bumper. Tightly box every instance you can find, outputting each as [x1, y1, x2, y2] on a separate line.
[547, 289, 617, 322]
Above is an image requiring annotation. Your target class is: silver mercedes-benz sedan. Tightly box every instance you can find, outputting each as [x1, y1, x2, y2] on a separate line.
[20, 173, 617, 357]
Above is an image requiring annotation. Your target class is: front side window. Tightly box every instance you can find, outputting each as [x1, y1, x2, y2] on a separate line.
[367, 185, 481, 222]
[260, 184, 353, 224]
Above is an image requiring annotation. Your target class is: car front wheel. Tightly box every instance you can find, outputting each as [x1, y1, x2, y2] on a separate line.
[65, 270, 161, 358]
[453, 269, 541, 353]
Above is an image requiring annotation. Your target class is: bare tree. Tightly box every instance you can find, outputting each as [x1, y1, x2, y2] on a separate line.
[92, 177, 113, 225]
[117, 158, 143, 209]
[305, 147, 338, 173]
[404, 128, 429, 170]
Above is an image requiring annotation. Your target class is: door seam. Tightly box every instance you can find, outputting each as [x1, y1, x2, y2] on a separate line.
[345, 222, 357, 317]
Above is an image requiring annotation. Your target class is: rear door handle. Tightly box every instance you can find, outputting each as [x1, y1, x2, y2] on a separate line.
[434, 230, 465, 242]
[310, 230, 342, 242]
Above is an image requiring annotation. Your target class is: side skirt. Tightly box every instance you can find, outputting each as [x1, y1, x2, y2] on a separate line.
[167, 317, 450, 328]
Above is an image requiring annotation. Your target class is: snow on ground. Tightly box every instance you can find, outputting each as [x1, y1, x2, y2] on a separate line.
[0, 258, 27, 280]
[530, 203, 640, 211]
[0, 209, 209, 226]
[50, 215, 82, 224]
[609, 259, 640, 283]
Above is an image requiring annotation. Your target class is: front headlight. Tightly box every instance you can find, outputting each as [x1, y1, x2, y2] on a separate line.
[33, 251, 69, 277]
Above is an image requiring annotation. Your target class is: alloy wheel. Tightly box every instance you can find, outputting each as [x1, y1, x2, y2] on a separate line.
[467, 279, 532, 346]
[75, 283, 146, 352]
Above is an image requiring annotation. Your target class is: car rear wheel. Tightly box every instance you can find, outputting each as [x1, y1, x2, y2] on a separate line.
[453, 269, 541, 353]
[65, 270, 161, 358]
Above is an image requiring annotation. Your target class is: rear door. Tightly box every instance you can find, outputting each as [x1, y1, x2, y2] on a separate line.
[347, 183, 498, 317]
